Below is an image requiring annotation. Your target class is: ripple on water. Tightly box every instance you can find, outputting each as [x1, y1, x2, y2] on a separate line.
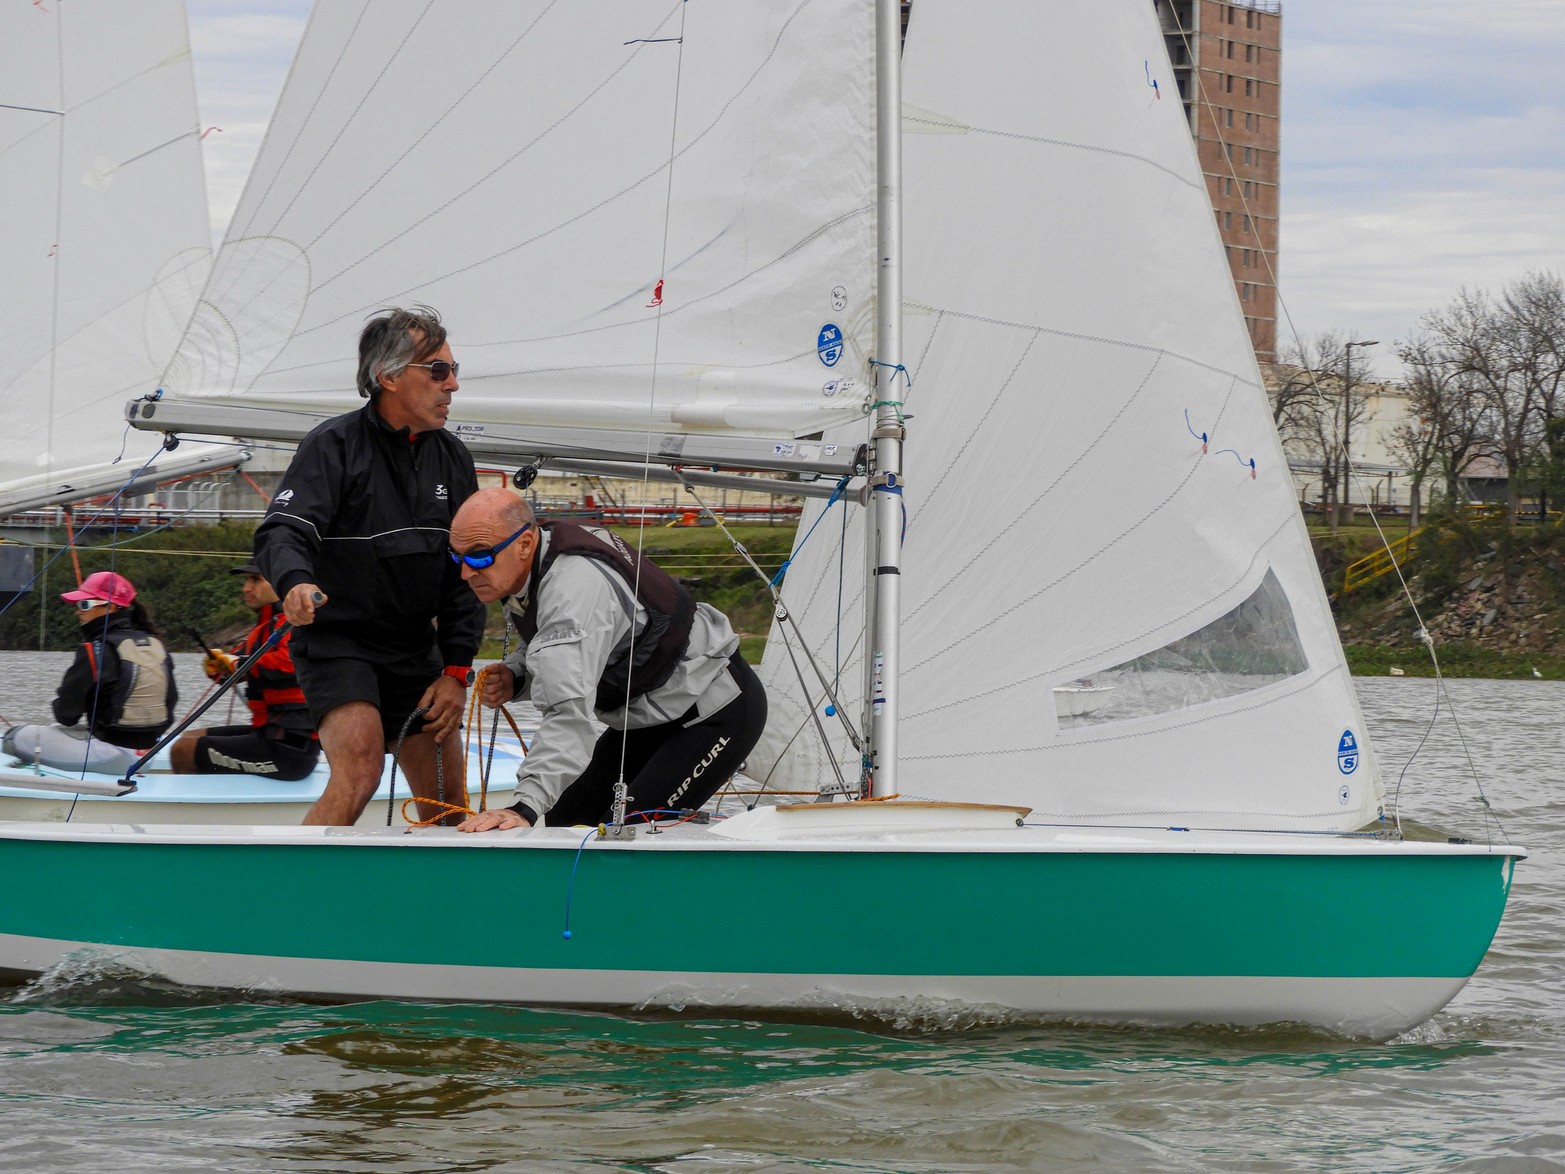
[0, 670, 1561, 1170]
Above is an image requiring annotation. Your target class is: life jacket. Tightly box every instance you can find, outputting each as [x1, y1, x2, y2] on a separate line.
[238, 604, 316, 738]
[98, 627, 172, 732]
[516, 522, 696, 711]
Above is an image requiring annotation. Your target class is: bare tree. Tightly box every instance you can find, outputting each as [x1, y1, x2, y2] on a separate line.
[1411, 272, 1565, 522]
[1271, 332, 1373, 532]
[1393, 336, 1491, 525]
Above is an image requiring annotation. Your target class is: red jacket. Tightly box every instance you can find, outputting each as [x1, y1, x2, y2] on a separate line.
[237, 604, 315, 740]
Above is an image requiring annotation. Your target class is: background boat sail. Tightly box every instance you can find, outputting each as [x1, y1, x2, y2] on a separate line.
[0, 0, 1520, 1038]
[0, 1, 506, 821]
[0, 0, 243, 516]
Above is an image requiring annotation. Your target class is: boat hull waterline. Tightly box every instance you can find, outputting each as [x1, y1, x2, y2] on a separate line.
[0, 815, 1522, 1040]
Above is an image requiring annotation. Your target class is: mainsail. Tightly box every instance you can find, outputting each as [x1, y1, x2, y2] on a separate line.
[0, 0, 215, 497]
[753, 0, 1386, 833]
[163, 0, 878, 444]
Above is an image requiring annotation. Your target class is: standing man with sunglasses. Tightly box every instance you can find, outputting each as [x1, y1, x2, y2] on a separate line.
[254, 306, 485, 825]
[447, 487, 768, 833]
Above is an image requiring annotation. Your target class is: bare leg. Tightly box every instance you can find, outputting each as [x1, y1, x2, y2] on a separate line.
[389, 727, 468, 825]
[303, 702, 386, 825]
[169, 732, 201, 773]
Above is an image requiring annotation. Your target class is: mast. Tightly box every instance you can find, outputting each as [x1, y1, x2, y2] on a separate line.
[866, 0, 905, 797]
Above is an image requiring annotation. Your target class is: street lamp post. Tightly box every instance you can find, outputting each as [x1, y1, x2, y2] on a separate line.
[1333, 339, 1379, 531]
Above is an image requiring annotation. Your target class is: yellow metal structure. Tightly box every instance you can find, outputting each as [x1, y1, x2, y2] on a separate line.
[1341, 528, 1424, 594]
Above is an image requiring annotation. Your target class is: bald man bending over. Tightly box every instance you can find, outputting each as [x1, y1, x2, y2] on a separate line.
[450, 488, 767, 831]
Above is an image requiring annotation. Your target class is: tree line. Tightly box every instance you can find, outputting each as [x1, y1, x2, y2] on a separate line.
[1271, 270, 1565, 529]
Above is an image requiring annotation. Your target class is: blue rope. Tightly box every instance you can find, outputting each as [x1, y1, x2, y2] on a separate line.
[768, 475, 852, 588]
[559, 808, 701, 939]
[868, 358, 912, 387]
[560, 826, 599, 941]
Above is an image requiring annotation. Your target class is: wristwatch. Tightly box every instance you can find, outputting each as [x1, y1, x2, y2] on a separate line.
[443, 665, 476, 686]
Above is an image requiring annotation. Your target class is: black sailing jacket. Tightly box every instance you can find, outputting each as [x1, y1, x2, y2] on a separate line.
[254, 403, 484, 673]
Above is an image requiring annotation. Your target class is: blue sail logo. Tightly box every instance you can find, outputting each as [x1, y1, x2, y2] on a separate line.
[817, 323, 844, 367]
[1336, 729, 1359, 775]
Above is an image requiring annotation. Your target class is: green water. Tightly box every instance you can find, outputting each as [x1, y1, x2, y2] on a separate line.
[0, 985, 1553, 1173]
[0, 672, 1561, 1171]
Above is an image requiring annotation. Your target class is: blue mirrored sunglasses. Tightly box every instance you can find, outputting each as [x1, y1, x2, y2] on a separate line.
[449, 523, 530, 569]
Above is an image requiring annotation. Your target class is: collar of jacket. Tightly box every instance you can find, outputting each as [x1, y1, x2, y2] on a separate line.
[362, 399, 425, 445]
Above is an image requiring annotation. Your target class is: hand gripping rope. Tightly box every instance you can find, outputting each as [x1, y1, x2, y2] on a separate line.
[387, 664, 531, 828]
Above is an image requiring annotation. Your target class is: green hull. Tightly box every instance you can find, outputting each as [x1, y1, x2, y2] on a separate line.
[0, 819, 1521, 1038]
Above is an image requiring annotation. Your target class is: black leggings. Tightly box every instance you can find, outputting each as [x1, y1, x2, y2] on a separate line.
[193, 724, 321, 782]
[544, 653, 767, 826]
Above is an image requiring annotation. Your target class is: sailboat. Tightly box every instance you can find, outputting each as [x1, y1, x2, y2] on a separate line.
[0, 0, 247, 514]
[0, 0, 1523, 1038]
[0, 1, 524, 823]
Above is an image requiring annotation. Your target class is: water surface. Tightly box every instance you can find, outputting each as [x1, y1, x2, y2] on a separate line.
[0, 666, 1560, 1171]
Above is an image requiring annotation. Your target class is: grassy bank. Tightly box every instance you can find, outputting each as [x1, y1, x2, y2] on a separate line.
[10, 516, 1564, 681]
[1327, 514, 1565, 680]
[1342, 642, 1565, 680]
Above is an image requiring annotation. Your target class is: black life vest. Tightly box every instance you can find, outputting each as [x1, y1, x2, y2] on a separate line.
[516, 522, 696, 711]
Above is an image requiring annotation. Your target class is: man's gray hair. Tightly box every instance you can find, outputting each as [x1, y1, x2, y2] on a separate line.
[356, 305, 446, 398]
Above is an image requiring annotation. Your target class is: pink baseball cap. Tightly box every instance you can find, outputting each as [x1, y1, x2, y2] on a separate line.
[60, 570, 137, 607]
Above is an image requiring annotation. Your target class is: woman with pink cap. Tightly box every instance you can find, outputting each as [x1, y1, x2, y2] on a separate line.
[4, 571, 178, 773]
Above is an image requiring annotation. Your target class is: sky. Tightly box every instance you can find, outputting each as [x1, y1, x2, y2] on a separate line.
[183, 0, 1565, 383]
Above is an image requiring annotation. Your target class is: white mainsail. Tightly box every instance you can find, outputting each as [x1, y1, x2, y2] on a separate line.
[0, 1, 214, 496]
[753, 0, 1386, 833]
[165, 0, 877, 442]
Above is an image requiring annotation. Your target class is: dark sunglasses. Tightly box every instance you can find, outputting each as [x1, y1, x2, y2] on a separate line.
[449, 523, 531, 569]
[407, 360, 459, 381]
[75, 599, 110, 612]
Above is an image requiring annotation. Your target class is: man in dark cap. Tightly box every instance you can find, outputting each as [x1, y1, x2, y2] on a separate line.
[170, 563, 320, 780]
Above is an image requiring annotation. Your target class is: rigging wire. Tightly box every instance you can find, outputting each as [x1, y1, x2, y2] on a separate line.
[609, 3, 691, 833]
[675, 477, 862, 798]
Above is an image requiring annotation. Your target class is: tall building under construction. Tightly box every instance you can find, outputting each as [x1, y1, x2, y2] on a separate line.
[1156, 0, 1282, 362]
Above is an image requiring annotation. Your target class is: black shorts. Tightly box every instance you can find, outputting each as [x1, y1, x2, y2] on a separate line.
[193, 725, 320, 782]
[291, 651, 439, 744]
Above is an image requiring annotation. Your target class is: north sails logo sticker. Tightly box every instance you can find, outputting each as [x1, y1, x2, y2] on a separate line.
[274, 489, 294, 506]
[1336, 729, 1359, 775]
[817, 323, 843, 367]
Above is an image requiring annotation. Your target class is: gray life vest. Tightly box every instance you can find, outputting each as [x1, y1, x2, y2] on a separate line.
[104, 630, 173, 730]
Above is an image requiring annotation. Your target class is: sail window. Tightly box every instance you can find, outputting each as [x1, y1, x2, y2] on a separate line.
[1053, 569, 1308, 728]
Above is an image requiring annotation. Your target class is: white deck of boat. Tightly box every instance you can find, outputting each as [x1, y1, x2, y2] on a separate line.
[0, 804, 1525, 859]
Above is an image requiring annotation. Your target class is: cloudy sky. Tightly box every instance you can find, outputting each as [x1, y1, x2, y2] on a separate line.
[184, 0, 1565, 381]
